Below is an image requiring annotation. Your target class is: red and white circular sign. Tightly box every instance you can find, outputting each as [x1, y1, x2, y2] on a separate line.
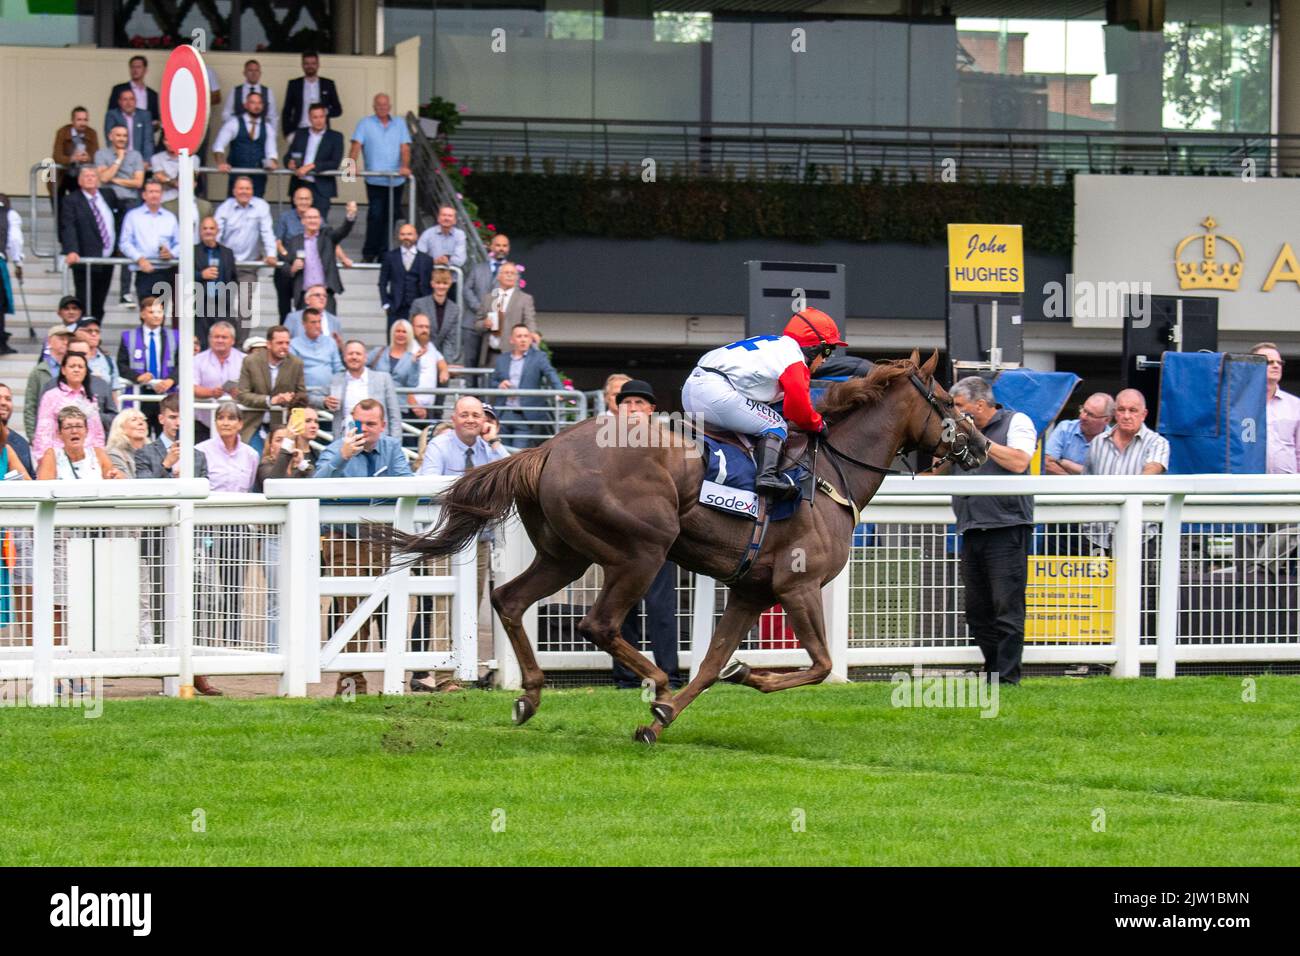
[160, 45, 211, 154]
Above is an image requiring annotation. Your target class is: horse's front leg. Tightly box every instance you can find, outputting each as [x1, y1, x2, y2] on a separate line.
[636, 595, 763, 743]
[725, 583, 833, 693]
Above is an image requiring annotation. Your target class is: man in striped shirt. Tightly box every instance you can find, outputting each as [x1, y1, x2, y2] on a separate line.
[1082, 388, 1169, 551]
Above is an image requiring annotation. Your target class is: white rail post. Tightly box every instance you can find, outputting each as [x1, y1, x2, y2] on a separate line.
[689, 574, 717, 680]
[278, 498, 319, 696]
[1154, 493, 1185, 679]
[455, 528, 480, 684]
[823, 561, 851, 681]
[30, 500, 56, 707]
[492, 512, 533, 690]
[383, 496, 418, 694]
[176, 501, 196, 696]
[1111, 496, 1143, 678]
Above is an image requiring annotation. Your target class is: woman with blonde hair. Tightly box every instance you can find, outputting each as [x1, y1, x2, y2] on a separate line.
[367, 318, 419, 387]
[104, 407, 149, 479]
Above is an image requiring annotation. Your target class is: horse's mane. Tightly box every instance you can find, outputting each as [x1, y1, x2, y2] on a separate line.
[817, 358, 917, 423]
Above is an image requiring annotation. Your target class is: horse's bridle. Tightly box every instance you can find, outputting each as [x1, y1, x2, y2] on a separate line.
[812, 372, 984, 515]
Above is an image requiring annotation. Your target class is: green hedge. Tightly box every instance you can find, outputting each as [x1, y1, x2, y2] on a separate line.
[466, 172, 1074, 256]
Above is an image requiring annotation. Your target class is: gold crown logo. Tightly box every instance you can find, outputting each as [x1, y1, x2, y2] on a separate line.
[1174, 216, 1243, 291]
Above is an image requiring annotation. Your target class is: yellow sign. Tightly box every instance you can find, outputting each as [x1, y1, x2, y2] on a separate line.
[1024, 556, 1114, 644]
[947, 223, 1024, 294]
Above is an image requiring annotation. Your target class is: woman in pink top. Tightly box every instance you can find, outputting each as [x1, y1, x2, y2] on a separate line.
[31, 353, 106, 461]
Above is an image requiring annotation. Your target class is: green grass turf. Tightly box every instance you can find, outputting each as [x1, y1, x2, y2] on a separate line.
[1, 677, 1298, 865]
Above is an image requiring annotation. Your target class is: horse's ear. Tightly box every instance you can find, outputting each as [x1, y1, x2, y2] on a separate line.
[921, 350, 939, 377]
[909, 348, 921, 368]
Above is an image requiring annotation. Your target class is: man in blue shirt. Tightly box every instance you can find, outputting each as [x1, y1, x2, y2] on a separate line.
[349, 93, 412, 263]
[314, 397, 413, 478]
[119, 181, 180, 305]
[1045, 392, 1113, 475]
[289, 307, 344, 397]
[315, 397, 413, 697]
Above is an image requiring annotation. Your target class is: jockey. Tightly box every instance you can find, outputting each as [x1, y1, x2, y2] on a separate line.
[683, 307, 847, 501]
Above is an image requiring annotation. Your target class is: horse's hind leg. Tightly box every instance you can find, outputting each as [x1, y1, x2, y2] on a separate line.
[638, 594, 764, 743]
[492, 552, 589, 725]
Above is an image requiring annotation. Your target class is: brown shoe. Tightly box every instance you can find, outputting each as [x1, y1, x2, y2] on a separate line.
[194, 675, 223, 697]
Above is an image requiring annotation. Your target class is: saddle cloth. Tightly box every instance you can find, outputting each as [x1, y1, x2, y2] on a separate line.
[698, 434, 807, 522]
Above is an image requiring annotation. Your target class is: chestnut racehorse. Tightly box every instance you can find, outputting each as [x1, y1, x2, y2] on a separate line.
[376, 351, 989, 742]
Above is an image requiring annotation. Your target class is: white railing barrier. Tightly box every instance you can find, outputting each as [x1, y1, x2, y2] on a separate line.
[263, 477, 479, 692]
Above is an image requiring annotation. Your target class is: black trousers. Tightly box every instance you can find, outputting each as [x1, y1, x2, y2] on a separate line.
[306, 183, 332, 221]
[134, 268, 177, 309]
[73, 263, 114, 320]
[959, 525, 1029, 684]
[363, 182, 405, 259]
[613, 561, 681, 687]
[110, 196, 142, 296]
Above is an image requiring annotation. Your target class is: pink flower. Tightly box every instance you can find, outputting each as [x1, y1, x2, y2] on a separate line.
[459, 166, 472, 176]
[456, 193, 462, 199]
[518, 279, 527, 289]
[486, 223, 496, 232]
[515, 264, 525, 273]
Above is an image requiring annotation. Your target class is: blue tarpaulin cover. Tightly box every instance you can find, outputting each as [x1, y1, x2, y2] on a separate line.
[1158, 352, 1268, 474]
[992, 369, 1082, 436]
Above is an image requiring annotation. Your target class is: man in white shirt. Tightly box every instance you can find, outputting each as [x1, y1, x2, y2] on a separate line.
[222, 59, 279, 134]
[213, 176, 278, 332]
[119, 180, 180, 305]
[212, 91, 279, 198]
[408, 312, 450, 420]
[318, 339, 403, 439]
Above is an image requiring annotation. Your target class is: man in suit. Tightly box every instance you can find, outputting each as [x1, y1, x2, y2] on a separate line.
[222, 59, 279, 136]
[213, 91, 278, 198]
[463, 231, 511, 317]
[380, 223, 433, 327]
[60, 165, 117, 321]
[236, 325, 308, 448]
[475, 262, 537, 367]
[194, 216, 239, 344]
[104, 88, 154, 161]
[282, 51, 343, 137]
[492, 323, 564, 449]
[316, 340, 403, 440]
[279, 208, 351, 312]
[411, 268, 465, 367]
[285, 103, 345, 219]
[135, 393, 209, 479]
[116, 295, 179, 437]
[50, 107, 99, 212]
[107, 55, 160, 150]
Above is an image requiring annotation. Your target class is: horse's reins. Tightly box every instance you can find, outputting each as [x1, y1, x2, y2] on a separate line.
[812, 372, 979, 522]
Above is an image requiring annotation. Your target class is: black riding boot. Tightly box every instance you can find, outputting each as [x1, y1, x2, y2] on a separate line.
[754, 433, 798, 501]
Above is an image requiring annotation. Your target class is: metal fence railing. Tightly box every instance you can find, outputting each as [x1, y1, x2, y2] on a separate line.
[455, 117, 1300, 184]
[29, 162, 416, 262]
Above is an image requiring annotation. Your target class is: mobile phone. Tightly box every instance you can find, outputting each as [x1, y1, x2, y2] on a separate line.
[351, 421, 364, 436]
[288, 407, 306, 432]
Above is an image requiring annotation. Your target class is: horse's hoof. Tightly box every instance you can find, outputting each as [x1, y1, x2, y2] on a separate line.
[512, 696, 536, 725]
[650, 701, 675, 726]
[634, 725, 658, 745]
[719, 660, 751, 685]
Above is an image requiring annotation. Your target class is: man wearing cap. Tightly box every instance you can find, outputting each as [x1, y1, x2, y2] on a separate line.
[937, 376, 1037, 687]
[56, 296, 84, 333]
[24, 325, 74, 438]
[481, 403, 513, 458]
[74, 317, 116, 390]
[610, 379, 683, 690]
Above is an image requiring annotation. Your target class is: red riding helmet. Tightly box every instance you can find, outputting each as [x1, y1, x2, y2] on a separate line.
[783, 308, 848, 350]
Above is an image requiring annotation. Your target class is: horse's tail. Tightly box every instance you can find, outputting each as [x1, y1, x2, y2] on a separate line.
[372, 445, 550, 565]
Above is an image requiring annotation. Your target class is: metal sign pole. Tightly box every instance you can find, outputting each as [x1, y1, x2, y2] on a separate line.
[177, 148, 197, 697]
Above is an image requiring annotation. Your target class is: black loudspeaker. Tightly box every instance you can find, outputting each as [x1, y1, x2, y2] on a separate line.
[945, 294, 1024, 386]
[1121, 294, 1218, 414]
[745, 261, 845, 338]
